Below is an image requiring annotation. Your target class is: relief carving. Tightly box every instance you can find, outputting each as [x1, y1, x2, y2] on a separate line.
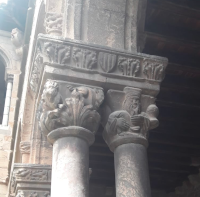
[44, 42, 70, 64]
[29, 192, 38, 197]
[11, 28, 24, 58]
[103, 87, 159, 151]
[44, 13, 63, 36]
[20, 142, 30, 154]
[118, 57, 140, 77]
[143, 61, 165, 81]
[72, 48, 97, 69]
[16, 190, 25, 197]
[98, 52, 117, 73]
[30, 53, 43, 92]
[39, 80, 104, 136]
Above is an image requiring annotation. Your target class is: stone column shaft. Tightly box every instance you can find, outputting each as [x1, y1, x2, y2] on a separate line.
[103, 87, 159, 197]
[2, 77, 13, 126]
[39, 80, 104, 197]
[51, 136, 89, 197]
[115, 143, 151, 197]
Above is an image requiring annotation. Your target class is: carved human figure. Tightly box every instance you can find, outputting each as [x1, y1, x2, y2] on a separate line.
[103, 87, 159, 149]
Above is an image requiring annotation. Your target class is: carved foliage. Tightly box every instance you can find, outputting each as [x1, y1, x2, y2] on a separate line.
[20, 142, 30, 154]
[30, 52, 43, 92]
[72, 48, 97, 69]
[11, 168, 51, 194]
[44, 13, 63, 36]
[39, 80, 104, 135]
[44, 42, 70, 64]
[16, 190, 25, 197]
[143, 61, 164, 80]
[118, 56, 140, 77]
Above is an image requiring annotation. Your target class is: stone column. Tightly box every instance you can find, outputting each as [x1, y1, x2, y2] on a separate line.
[103, 87, 159, 197]
[2, 75, 13, 126]
[39, 80, 104, 197]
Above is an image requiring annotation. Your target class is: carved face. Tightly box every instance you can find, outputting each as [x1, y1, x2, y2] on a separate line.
[123, 96, 140, 116]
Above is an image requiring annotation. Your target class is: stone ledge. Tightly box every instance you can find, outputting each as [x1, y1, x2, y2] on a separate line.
[29, 34, 168, 96]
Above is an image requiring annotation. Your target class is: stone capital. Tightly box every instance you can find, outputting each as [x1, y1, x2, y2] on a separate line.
[38, 80, 104, 144]
[103, 87, 159, 151]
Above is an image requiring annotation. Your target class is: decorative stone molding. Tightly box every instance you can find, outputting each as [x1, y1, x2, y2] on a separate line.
[44, 13, 63, 36]
[19, 141, 30, 154]
[39, 80, 104, 139]
[9, 164, 51, 197]
[103, 87, 158, 151]
[29, 35, 168, 94]
[11, 28, 24, 58]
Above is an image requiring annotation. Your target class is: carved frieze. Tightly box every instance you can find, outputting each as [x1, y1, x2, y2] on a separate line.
[98, 52, 117, 73]
[44, 42, 70, 64]
[44, 13, 63, 36]
[15, 190, 50, 197]
[143, 61, 165, 81]
[29, 35, 168, 94]
[39, 80, 104, 136]
[10, 164, 51, 196]
[73, 48, 97, 69]
[118, 56, 140, 77]
[20, 141, 30, 154]
[103, 87, 159, 151]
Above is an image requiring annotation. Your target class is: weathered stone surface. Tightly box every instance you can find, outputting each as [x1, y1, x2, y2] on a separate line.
[29, 34, 167, 95]
[38, 80, 104, 137]
[51, 135, 89, 197]
[10, 164, 51, 196]
[115, 143, 151, 197]
[103, 87, 158, 151]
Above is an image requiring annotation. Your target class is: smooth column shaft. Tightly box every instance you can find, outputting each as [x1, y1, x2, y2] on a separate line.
[51, 136, 89, 197]
[114, 143, 151, 197]
[2, 80, 13, 126]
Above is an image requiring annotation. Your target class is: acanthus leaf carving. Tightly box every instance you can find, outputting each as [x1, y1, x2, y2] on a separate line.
[118, 56, 140, 77]
[72, 48, 97, 69]
[39, 80, 104, 136]
[44, 13, 63, 36]
[143, 61, 165, 81]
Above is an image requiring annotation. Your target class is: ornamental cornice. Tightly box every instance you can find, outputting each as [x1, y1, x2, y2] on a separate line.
[29, 34, 168, 95]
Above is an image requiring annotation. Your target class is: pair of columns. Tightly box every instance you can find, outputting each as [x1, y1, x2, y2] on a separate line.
[39, 81, 159, 197]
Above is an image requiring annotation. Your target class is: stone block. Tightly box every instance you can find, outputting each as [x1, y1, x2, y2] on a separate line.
[87, 0, 126, 49]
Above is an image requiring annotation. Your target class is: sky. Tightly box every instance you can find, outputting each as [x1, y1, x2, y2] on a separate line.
[0, 0, 7, 4]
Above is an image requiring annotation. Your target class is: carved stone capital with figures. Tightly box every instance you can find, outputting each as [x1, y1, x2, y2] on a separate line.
[103, 87, 159, 151]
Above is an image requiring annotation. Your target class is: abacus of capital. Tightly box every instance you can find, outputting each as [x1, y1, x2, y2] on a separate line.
[9, 0, 168, 196]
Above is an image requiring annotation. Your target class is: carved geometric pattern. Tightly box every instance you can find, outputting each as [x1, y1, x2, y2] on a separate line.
[98, 52, 117, 73]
